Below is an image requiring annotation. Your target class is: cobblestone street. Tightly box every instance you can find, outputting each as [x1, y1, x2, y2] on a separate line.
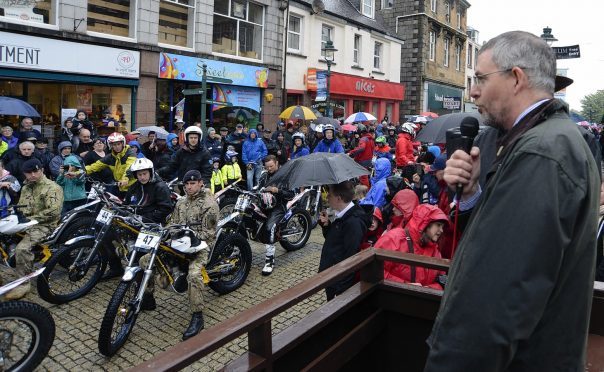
[28, 228, 326, 371]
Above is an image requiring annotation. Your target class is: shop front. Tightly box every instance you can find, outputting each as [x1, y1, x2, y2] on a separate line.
[0, 31, 140, 143]
[306, 69, 404, 123]
[424, 81, 463, 116]
[156, 53, 268, 131]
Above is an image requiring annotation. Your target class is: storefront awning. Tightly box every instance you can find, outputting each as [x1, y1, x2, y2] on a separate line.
[0, 68, 139, 87]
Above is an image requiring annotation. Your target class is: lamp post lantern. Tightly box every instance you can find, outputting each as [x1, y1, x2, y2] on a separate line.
[321, 39, 337, 118]
[540, 26, 558, 46]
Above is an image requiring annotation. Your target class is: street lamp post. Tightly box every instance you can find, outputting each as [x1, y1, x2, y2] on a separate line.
[321, 40, 337, 118]
[540, 26, 558, 46]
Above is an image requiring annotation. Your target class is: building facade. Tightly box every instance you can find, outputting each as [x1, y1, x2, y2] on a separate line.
[0, 0, 286, 133]
[284, 0, 405, 123]
[379, 0, 470, 119]
[463, 25, 479, 113]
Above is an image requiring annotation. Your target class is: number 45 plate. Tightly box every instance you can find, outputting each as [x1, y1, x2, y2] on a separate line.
[135, 230, 161, 250]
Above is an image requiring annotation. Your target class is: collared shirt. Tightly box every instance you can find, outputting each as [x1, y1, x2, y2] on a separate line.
[335, 201, 355, 219]
[460, 98, 550, 211]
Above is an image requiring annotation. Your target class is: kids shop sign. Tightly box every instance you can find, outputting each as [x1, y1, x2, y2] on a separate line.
[158, 53, 269, 88]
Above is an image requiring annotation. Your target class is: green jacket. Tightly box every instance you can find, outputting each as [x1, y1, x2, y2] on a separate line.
[56, 155, 86, 201]
[426, 105, 600, 370]
[85, 145, 136, 191]
[20, 175, 63, 227]
[168, 188, 219, 249]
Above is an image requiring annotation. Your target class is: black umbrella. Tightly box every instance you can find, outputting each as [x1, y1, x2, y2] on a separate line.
[267, 152, 369, 189]
[415, 113, 483, 144]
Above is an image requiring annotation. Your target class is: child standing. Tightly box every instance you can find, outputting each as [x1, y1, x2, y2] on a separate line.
[210, 157, 225, 194]
[221, 150, 242, 186]
[56, 155, 87, 216]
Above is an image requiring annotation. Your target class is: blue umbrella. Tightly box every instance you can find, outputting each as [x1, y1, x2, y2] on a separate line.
[0, 97, 40, 117]
[344, 112, 377, 123]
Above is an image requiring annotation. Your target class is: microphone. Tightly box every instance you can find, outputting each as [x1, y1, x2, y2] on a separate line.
[455, 116, 480, 200]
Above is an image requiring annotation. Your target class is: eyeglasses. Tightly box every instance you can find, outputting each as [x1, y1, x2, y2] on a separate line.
[472, 68, 514, 86]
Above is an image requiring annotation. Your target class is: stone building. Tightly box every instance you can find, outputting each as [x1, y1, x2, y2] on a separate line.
[464, 25, 480, 113]
[379, 0, 470, 118]
[0, 0, 286, 132]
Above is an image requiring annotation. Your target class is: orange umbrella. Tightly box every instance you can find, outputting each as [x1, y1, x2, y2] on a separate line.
[420, 111, 439, 118]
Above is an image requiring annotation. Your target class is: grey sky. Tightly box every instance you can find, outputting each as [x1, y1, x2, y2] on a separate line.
[467, 0, 603, 112]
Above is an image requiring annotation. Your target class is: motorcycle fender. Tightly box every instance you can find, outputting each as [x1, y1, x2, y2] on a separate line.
[64, 235, 96, 246]
[46, 210, 90, 244]
[217, 212, 240, 229]
[122, 266, 142, 282]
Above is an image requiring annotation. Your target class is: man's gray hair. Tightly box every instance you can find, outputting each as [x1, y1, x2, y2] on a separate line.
[479, 31, 556, 94]
[19, 141, 34, 150]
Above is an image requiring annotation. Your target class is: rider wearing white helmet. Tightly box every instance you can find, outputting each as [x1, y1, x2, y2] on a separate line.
[313, 124, 344, 154]
[158, 126, 213, 184]
[85, 132, 137, 193]
[291, 132, 310, 159]
[124, 158, 173, 223]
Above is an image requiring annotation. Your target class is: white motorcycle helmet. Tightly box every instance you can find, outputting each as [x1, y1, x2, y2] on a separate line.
[130, 158, 155, 181]
[170, 230, 208, 254]
[184, 126, 203, 143]
[0, 214, 38, 235]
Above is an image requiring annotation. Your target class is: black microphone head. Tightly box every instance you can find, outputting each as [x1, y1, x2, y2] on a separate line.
[460, 116, 480, 138]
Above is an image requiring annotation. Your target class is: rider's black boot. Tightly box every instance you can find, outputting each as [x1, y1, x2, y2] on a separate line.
[140, 293, 156, 311]
[101, 247, 124, 281]
[182, 312, 204, 341]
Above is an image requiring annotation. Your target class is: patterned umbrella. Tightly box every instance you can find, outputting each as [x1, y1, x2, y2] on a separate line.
[344, 112, 377, 123]
[0, 97, 40, 117]
[279, 105, 317, 120]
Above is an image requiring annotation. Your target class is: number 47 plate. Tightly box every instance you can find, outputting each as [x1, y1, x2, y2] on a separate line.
[135, 230, 161, 250]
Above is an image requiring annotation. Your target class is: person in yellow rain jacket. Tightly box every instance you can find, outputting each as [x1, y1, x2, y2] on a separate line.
[221, 150, 242, 186]
[85, 132, 137, 195]
[210, 157, 225, 194]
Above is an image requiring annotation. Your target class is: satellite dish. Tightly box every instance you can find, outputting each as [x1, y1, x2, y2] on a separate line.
[311, 0, 325, 14]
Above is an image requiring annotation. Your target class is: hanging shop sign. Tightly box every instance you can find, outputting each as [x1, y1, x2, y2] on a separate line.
[158, 53, 268, 88]
[0, 31, 139, 78]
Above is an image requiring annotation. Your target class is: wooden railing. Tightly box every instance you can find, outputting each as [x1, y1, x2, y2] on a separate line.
[130, 248, 450, 371]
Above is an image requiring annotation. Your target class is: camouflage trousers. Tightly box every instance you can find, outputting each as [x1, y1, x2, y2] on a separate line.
[140, 249, 209, 314]
[15, 225, 53, 277]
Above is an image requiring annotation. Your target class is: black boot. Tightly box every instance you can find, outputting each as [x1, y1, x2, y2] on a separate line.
[182, 312, 204, 341]
[140, 293, 156, 311]
[101, 251, 124, 281]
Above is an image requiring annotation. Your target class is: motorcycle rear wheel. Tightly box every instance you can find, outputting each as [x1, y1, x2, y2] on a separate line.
[280, 208, 312, 252]
[0, 301, 55, 372]
[37, 239, 107, 305]
[207, 233, 252, 295]
[98, 270, 143, 357]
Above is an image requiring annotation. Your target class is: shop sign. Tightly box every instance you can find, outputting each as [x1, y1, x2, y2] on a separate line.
[306, 68, 404, 100]
[212, 85, 260, 112]
[158, 53, 268, 88]
[552, 45, 580, 59]
[311, 102, 345, 110]
[0, 31, 139, 78]
[443, 96, 461, 110]
[0, 0, 43, 23]
[315, 70, 328, 102]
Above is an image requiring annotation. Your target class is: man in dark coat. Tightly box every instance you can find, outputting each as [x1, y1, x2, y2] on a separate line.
[318, 180, 369, 300]
[158, 126, 212, 185]
[425, 31, 600, 371]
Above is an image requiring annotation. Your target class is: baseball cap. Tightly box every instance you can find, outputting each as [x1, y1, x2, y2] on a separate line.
[183, 170, 202, 182]
[22, 158, 43, 173]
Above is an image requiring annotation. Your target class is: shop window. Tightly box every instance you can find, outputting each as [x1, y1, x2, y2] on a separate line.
[87, 0, 136, 38]
[0, 0, 55, 25]
[159, 0, 195, 47]
[386, 103, 393, 122]
[212, 0, 264, 60]
[320, 25, 333, 58]
[0, 81, 24, 97]
[288, 15, 302, 52]
[353, 100, 365, 113]
[286, 94, 301, 108]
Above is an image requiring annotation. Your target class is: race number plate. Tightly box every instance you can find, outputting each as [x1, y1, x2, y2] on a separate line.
[135, 230, 161, 250]
[96, 207, 114, 224]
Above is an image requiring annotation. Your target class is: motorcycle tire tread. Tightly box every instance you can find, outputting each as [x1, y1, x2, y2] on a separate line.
[207, 233, 252, 295]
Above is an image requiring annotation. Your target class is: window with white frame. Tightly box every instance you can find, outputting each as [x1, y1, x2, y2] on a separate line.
[1, 0, 56, 25]
[213, 0, 264, 60]
[467, 42, 473, 67]
[430, 0, 437, 12]
[321, 25, 333, 58]
[474, 47, 478, 68]
[373, 41, 382, 70]
[429, 31, 436, 61]
[159, 0, 195, 47]
[88, 0, 136, 37]
[287, 14, 302, 52]
[362, 0, 374, 18]
[443, 37, 449, 67]
[353, 34, 361, 65]
[444, 1, 450, 23]
[456, 11, 461, 29]
[455, 43, 461, 70]
[381, 0, 393, 9]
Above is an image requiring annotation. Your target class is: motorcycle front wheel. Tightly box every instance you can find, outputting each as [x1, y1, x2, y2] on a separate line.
[279, 208, 312, 252]
[37, 238, 107, 305]
[207, 233, 252, 295]
[98, 270, 143, 357]
[0, 301, 55, 371]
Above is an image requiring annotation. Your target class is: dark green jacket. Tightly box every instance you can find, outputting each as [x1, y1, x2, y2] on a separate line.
[426, 107, 600, 371]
